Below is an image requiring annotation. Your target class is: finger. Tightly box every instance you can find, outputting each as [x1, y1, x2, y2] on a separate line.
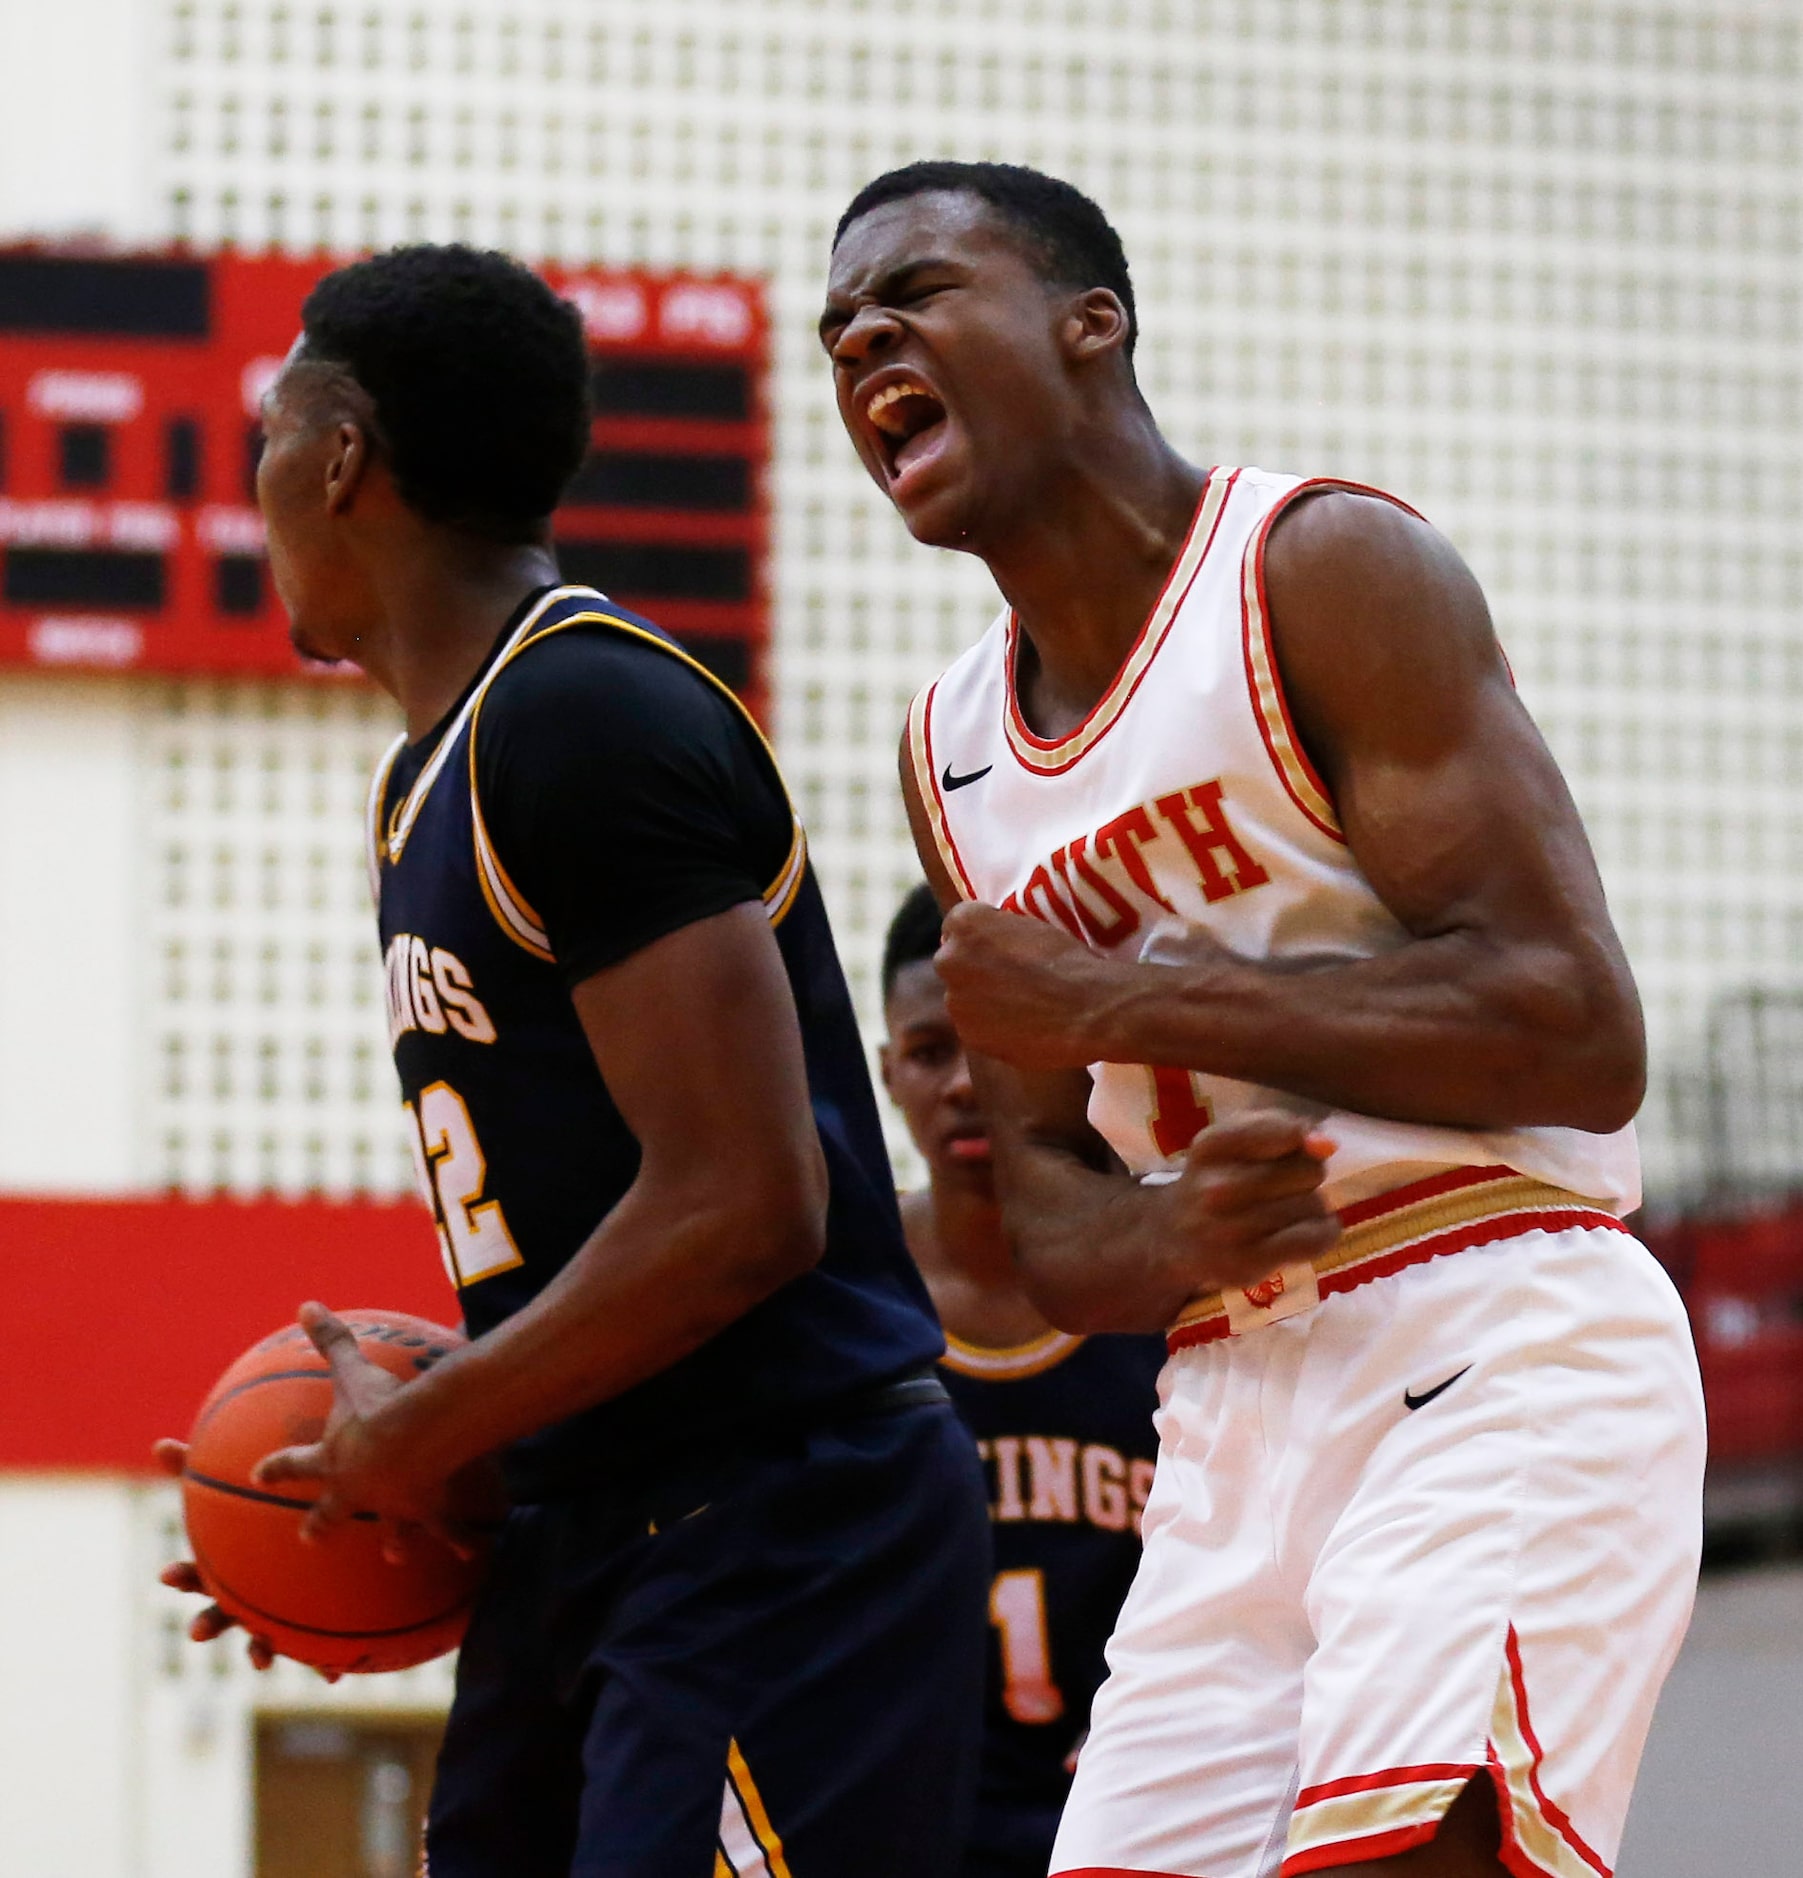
[152, 1437, 189, 1477]
[298, 1490, 350, 1545]
[190, 1604, 240, 1643]
[1183, 1108, 1320, 1167]
[161, 1561, 206, 1594]
[314, 1665, 343, 1685]
[253, 1443, 328, 1488]
[381, 1519, 423, 1567]
[247, 1635, 275, 1672]
[298, 1301, 364, 1382]
[1187, 1150, 1334, 1215]
[1212, 1215, 1343, 1287]
[299, 1301, 394, 1417]
[1196, 1189, 1340, 1251]
[1304, 1131, 1338, 1161]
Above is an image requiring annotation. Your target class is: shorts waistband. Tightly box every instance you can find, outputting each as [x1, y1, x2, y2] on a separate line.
[1167, 1164, 1629, 1355]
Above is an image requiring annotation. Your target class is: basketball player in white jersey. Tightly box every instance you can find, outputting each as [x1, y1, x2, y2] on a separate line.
[820, 162, 1704, 1878]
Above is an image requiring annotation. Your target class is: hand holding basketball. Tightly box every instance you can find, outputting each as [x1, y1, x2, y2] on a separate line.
[253, 1301, 477, 1561]
[165, 1307, 498, 1674]
[154, 1437, 282, 1673]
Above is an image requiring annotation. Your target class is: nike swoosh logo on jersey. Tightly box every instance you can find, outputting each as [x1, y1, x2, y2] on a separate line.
[941, 762, 993, 791]
[1403, 1365, 1472, 1412]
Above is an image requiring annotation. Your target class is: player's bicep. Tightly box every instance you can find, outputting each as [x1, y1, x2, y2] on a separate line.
[568, 903, 826, 1227]
[1267, 493, 1616, 946]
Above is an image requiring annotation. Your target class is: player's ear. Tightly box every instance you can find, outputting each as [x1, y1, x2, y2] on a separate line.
[323, 420, 374, 516]
[1062, 288, 1130, 367]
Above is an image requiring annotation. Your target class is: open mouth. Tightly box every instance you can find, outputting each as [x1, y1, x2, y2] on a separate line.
[864, 378, 949, 483]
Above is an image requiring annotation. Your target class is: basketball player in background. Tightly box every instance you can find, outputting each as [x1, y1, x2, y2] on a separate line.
[823, 162, 1705, 1878]
[880, 881, 1163, 1878]
[154, 243, 1001, 1876]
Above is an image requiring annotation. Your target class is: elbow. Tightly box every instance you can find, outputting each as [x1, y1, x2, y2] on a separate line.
[722, 1144, 830, 1299]
[1562, 1027, 1645, 1135]
[1504, 951, 1646, 1134]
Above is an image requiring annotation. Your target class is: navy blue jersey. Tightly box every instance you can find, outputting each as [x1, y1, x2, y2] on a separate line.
[939, 1329, 1166, 1877]
[371, 584, 942, 1498]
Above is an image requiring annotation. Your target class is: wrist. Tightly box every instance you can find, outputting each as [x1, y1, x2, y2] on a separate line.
[367, 1361, 477, 1481]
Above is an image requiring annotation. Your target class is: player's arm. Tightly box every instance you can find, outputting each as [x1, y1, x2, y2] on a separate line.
[935, 494, 1644, 1134]
[901, 753, 1337, 1335]
[256, 902, 829, 1529]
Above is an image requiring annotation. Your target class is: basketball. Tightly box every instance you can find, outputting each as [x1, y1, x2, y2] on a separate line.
[181, 1310, 488, 1675]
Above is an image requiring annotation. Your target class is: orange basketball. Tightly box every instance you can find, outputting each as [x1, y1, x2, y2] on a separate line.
[181, 1309, 489, 1675]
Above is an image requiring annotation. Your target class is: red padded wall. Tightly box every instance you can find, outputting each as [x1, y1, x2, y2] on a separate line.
[1, 1195, 453, 1470]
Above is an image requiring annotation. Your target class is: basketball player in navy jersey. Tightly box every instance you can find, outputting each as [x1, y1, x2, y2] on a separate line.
[880, 882, 1163, 1878]
[153, 245, 1002, 1876]
[822, 165, 1702, 1878]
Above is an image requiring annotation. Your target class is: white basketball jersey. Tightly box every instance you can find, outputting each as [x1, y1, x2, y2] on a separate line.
[906, 465, 1640, 1216]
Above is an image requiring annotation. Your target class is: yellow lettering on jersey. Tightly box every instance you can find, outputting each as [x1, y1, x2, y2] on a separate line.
[1081, 1444, 1129, 1531]
[384, 934, 497, 1048]
[1026, 1437, 1079, 1522]
[1129, 1459, 1156, 1536]
[431, 947, 498, 1044]
[991, 1436, 1027, 1522]
[982, 1437, 1148, 1535]
[409, 935, 447, 1033]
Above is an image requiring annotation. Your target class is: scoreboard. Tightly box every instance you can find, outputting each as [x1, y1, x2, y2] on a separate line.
[0, 250, 771, 717]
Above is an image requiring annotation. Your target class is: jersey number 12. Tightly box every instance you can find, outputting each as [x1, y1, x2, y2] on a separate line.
[405, 1082, 524, 1287]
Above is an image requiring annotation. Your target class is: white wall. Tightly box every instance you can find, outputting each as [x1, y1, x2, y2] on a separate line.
[0, 678, 143, 1191]
[0, 1475, 456, 1878]
[0, 1479, 142, 1877]
[0, 0, 160, 245]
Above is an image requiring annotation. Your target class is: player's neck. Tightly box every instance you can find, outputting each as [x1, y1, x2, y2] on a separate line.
[985, 415, 1205, 743]
[902, 1182, 1057, 1349]
[362, 537, 564, 741]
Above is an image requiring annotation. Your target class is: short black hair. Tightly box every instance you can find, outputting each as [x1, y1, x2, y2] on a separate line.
[299, 245, 592, 541]
[834, 161, 1137, 358]
[882, 881, 945, 1003]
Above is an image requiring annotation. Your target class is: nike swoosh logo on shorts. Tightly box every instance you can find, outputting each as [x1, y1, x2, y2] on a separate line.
[941, 762, 993, 791]
[1403, 1365, 1472, 1412]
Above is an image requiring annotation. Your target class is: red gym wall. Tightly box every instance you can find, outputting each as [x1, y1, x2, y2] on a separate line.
[2, 1197, 454, 1470]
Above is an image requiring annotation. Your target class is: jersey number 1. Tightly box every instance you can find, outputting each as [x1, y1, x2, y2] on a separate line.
[405, 1082, 524, 1287]
[990, 1569, 1065, 1725]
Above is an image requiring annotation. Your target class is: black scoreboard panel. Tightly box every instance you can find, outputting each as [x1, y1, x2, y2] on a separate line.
[0, 254, 772, 719]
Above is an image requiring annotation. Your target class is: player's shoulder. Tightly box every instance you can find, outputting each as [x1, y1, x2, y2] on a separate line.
[482, 592, 739, 750]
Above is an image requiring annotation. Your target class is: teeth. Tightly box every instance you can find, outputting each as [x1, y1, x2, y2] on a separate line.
[865, 380, 933, 434]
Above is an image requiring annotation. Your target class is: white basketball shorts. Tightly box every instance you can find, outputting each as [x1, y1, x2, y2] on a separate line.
[1050, 1221, 1705, 1878]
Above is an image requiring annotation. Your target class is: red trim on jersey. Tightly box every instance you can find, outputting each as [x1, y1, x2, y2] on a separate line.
[1294, 1763, 1479, 1809]
[920, 679, 979, 900]
[1496, 1626, 1613, 1878]
[1239, 477, 1427, 847]
[1166, 1165, 1629, 1354]
[1316, 1208, 1629, 1304]
[1002, 468, 1239, 776]
[1281, 1823, 1440, 1874]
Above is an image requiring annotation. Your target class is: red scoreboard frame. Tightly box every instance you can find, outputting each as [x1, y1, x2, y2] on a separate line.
[0, 249, 771, 718]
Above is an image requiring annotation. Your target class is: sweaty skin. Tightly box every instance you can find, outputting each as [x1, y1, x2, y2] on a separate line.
[826, 196, 1640, 1346]
[159, 355, 831, 1655]
[831, 188, 1627, 1878]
